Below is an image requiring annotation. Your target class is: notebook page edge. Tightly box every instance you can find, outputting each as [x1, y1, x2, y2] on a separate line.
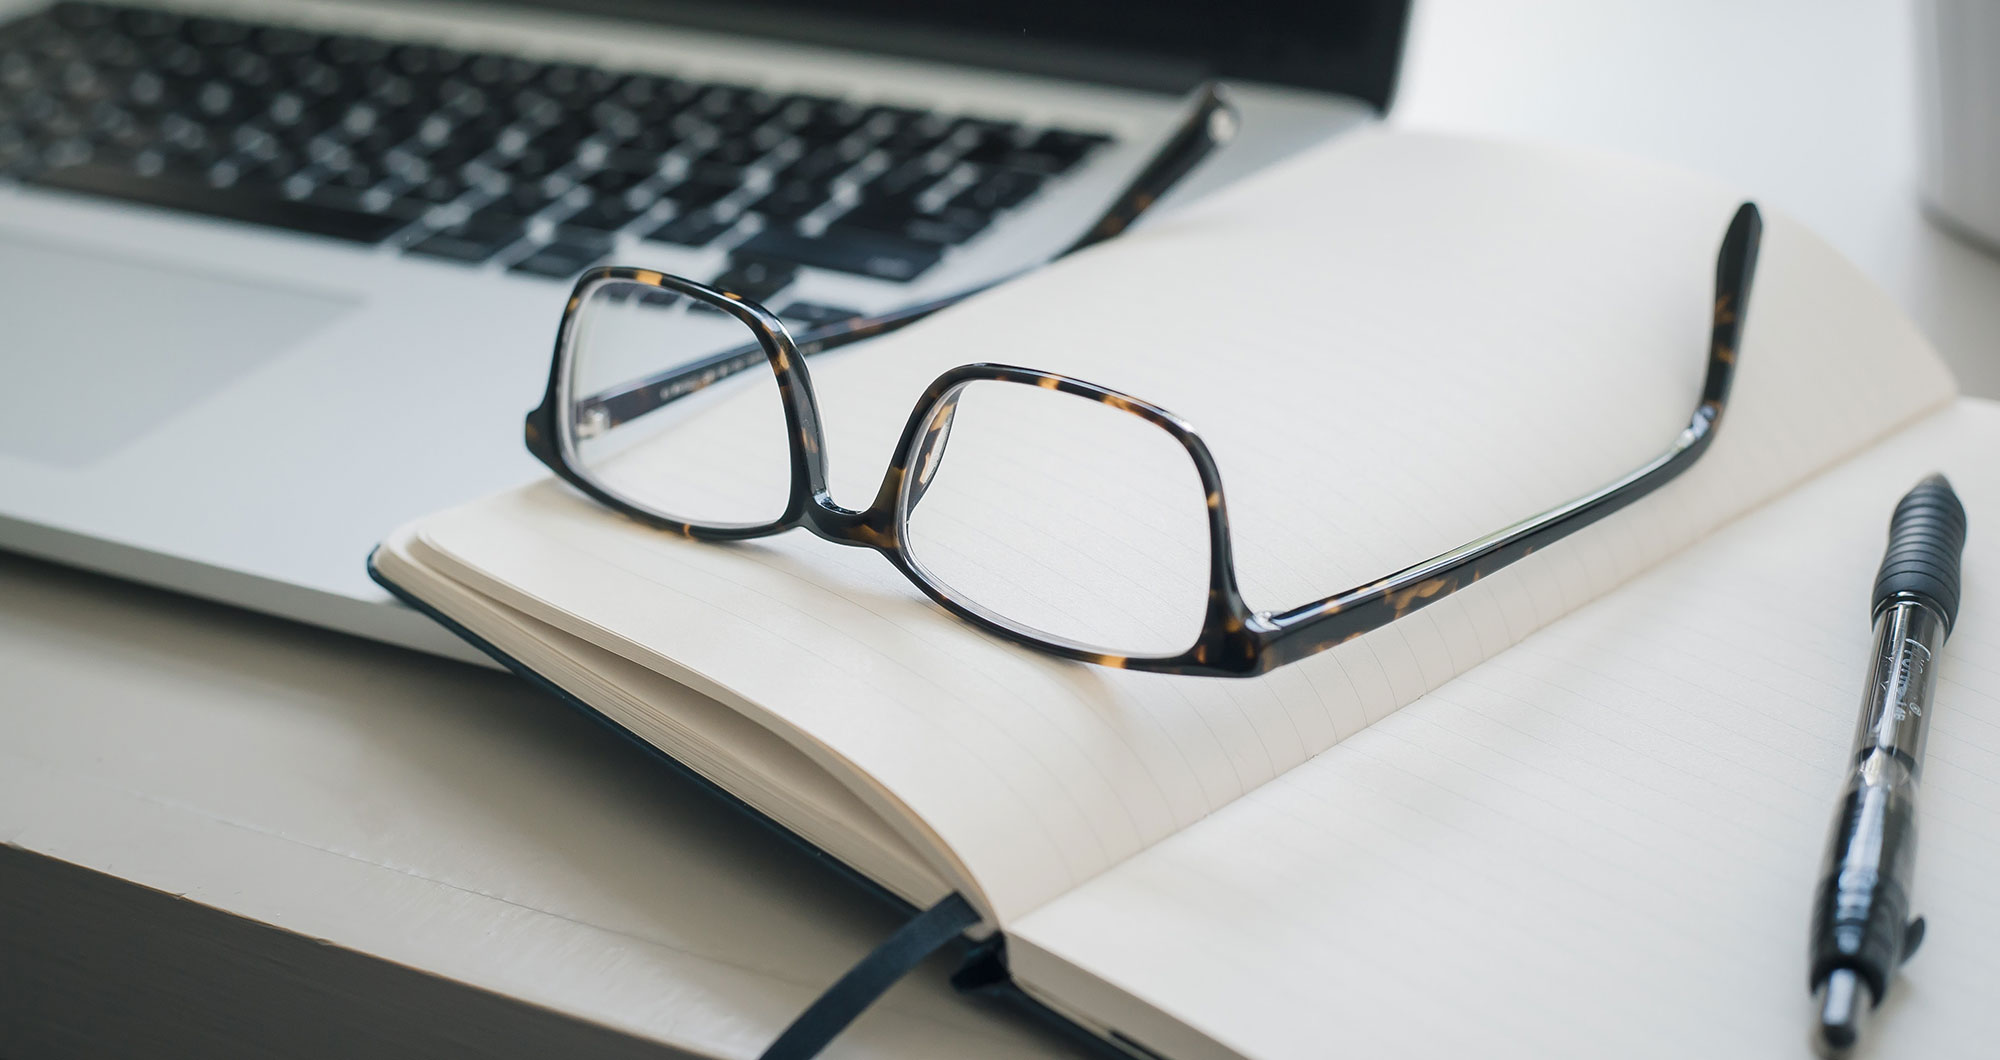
[1006, 397, 2000, 1060]
[376, 522, 959, 911]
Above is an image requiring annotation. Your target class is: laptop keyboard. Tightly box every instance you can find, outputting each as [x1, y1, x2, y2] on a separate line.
[0, 0, 1114, 305]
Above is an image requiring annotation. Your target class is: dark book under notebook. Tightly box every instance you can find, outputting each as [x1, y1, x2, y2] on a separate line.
[373, 131, 2000, 1059]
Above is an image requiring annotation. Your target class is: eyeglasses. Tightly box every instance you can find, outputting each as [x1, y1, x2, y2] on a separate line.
[525, 87, 1764, 677]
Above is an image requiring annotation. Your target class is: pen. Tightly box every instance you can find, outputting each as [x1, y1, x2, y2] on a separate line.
[1810, 473, 1968, 1058]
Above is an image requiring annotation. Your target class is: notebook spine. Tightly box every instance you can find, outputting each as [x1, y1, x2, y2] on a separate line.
[368, 548, 1151, 1060]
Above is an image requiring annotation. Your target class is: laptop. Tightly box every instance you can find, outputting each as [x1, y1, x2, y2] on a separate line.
[0, 0, 1408, 663]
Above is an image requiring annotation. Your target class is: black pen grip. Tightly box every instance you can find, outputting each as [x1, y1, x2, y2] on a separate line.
[1809, 785, 1919, 1002]
[1872, 473, 1968, 632]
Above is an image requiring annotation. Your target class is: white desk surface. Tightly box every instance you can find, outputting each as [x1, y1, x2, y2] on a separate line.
[7, 2, 1997, 1058]
[1397, 0, 2000, 399]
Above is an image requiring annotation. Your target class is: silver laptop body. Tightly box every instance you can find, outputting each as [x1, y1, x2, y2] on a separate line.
[0, 0, 1406, 661]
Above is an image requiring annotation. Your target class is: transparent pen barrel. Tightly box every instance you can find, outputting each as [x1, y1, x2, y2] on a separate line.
[1851, 600, 1947, 776]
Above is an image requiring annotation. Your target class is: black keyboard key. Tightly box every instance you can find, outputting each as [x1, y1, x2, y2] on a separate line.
[300, 184, 422, 222]
[689, 137, 765, 168]
[586, 99, 641, 141]
[583, 166, 647, 198]
[508, 237, 607, 279]
[704, 258, 795, 305]
[1006, 128, 1109, 175]
[683, 159, 753, 188]
[691, 84, 781, 132]
[406, 226, 518, 263]
[29, 161, 407, 242]
[835, 203, 987, 246]
[408, 173, 467, 203]
[777, 301, 861, 329]
[953, 168, 1043, 212]
[495, 174, 571, 214]
[748, 180, 825, 221]
[774, 144, 860, 189]
[875, 114, 953, 158]
[946, 117, 1018, 161]
[858, 104, 924, 134]
[1, 4, 991, 260]
[405, 203, 531, 261]
[600, 148, 671, 178]
[644, 209, 735, 247]
[659, 176, 734, 211]
[858, 159, 939, 206]
[957, 131, 1026, 169]
[734, 225, 940, 283]
[494, 145, 564, 181]
[561, 194, 649, 234]
[461, 201, 537, 232]
[608, 72, 684, 110]
[784, 99, 866, 145]
[319, 160, 379, 190]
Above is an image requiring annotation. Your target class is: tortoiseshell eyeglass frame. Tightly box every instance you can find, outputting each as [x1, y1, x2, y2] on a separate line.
[525, 93, 1763, 676]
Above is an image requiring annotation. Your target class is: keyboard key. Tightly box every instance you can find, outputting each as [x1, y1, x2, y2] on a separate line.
[405, 206, 530, 262]
[644, 209, 736, 247]
[748, 180, 825, 221]
[659, 176, 735, 211]
[560, 194, 649, 234]
[583, 166, 647, 198]
[857, 159, 939, 207]
[774, 143, 861, 189]
[953, 168, 1043, 212]
[29, 161, 408, 242]
[704, 258, 796, 305]
[1009, 128, 1110, 174]
[688, 137, 764, 168]
[777, 301, 862, 329]
[683, 159, 753, 188]
[734, 225, 940, 283]
[835, 202, 988, 246]
[783, 98, 867, 145]
[508, 237, 607, 279]
[947, 117, 1019, 158]
[407, 172, 467, 203]
[406, 227, 516, 263]
[300, 183, 423, 222]
[0, 3, 1111, 261]
[957, 130, 1026, 168]
[494, 174, 570, 214]
[874, 112, 954, 154]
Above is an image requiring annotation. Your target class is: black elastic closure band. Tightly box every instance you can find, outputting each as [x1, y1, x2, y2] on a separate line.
[759, 892, 982, 1060]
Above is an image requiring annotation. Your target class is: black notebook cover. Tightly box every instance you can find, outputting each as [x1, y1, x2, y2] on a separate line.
[367, 549, 1148, 1060]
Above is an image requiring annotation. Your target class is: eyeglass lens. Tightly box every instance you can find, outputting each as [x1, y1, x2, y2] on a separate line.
[899, 379, 1212, 657]
[563, 279, 793, 528]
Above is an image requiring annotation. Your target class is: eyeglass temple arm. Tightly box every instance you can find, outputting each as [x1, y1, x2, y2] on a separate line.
[1251, 202, 1763, 669]
[574, 83, 1237, 430]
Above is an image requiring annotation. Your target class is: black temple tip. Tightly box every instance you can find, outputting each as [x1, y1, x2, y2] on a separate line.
[1716, 200, 1763, 308]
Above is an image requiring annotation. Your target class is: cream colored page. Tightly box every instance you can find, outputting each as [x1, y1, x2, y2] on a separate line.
[1010, 400, 2000, 1060]
[415, 131, 1953, 922]
[373, 527, 949, 907]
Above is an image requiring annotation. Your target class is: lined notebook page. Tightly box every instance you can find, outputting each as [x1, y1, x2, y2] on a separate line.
[1008, 400, 2000, 1060]
[410, 131, 1955, 922]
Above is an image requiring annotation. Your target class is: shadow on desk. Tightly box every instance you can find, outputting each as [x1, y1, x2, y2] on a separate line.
[1, 846, 696, 1059]
[0, 553, 1077, 1059]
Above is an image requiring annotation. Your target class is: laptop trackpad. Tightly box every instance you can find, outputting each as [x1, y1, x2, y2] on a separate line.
[0, 233, 357, 467]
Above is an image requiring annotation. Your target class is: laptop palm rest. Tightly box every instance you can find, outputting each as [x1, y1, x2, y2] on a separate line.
[0, 231, 356, 468]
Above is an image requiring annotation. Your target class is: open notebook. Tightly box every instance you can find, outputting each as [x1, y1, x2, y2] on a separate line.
[372, 130, 1999, 1058]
